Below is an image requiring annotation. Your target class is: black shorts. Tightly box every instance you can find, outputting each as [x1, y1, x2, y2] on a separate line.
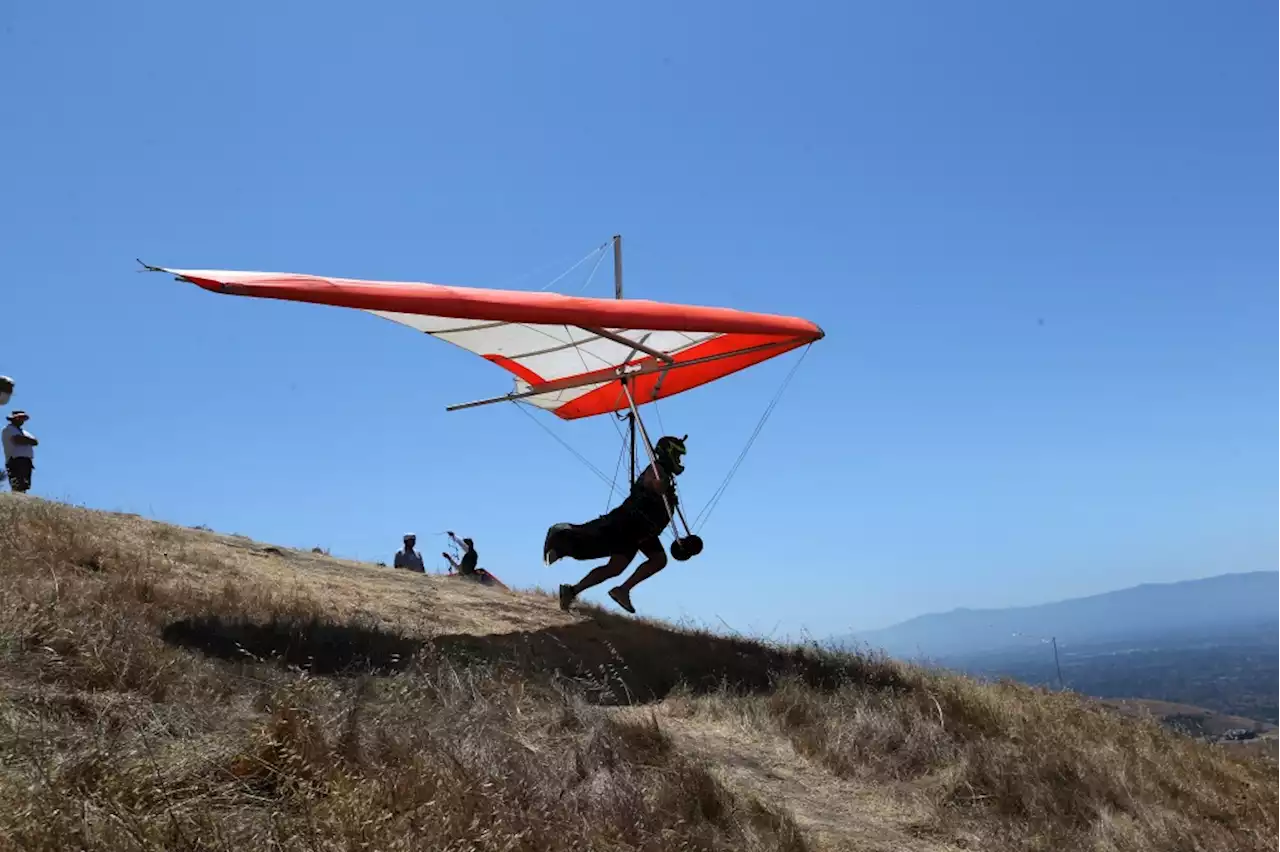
[5, 457, 32, 493]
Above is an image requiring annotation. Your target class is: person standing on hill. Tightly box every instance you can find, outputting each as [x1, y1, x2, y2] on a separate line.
[2, 410, 38, 493]
[394, 533, 425, 571]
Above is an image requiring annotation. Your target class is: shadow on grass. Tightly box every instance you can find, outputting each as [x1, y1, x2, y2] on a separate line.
[433, 609, 908, 706]
[161, 615, 422, 675]
[163, 608, 908, 704]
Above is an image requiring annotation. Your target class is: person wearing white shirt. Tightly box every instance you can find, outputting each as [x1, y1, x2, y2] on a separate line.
[2, 410, 38, 493]
[393, 533, 425, 571]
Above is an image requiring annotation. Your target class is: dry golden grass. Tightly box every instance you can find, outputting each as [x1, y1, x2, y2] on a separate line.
[662, 668, 1278, 851]
[0, 496, 809, 851]
[0, 494, 1274, 852]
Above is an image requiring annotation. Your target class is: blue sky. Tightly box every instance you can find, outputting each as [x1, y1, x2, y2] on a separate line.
[1, 1, 1274, 637]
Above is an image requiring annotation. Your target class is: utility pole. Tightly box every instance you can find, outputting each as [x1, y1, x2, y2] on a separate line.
[1013, 631, 1066, 691]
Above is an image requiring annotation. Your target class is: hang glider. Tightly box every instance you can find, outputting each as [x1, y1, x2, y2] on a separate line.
[141, 260, 823, 421]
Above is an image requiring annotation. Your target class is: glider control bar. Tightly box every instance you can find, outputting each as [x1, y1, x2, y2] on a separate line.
[620, 380, 694, 540]
[443, 338, 798, 413]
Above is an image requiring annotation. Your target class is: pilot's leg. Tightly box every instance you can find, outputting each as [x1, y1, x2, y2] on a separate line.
[607, 537, 667, 614]
[558, 547, 637, 611]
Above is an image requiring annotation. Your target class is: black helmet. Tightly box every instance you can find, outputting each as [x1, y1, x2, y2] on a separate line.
[654, 434, 687, 475]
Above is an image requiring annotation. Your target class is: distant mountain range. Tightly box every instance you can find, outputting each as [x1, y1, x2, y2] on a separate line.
[833, 571, 1279, 660]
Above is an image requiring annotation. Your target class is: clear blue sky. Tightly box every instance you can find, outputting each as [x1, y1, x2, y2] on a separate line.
[2, 1, 1274, 638]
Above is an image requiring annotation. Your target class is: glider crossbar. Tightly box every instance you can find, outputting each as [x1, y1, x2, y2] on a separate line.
[579, 326, 674, 364]
[444, 339, 798, 413]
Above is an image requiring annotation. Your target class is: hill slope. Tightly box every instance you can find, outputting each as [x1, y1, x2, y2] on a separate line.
[837, 571, 1279, 659]
[0, 494, 1275, 852]
[1099, 698, 1277, 743]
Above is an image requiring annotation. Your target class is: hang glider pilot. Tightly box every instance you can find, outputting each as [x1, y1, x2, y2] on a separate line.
[543, 435, 687, 615]
[394, 533, 425, 571]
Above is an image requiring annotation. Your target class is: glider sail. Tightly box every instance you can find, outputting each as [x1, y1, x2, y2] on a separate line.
[145, 265, 824, 420]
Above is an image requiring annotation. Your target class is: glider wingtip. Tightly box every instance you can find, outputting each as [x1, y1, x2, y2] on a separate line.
[137, 260, 183, 280]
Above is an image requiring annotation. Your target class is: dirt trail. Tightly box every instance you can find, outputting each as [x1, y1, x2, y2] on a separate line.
[624, 708, 965, 852]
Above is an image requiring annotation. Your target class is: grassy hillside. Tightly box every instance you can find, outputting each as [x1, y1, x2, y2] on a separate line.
[0, 495, 1274, 852]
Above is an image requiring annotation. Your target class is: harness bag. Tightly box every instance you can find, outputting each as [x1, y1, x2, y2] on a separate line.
[550, 471, 677, 559]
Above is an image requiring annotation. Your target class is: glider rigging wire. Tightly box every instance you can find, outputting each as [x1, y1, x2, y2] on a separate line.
[514, 341, 813, 540]
[690, 342, 813, 533]
[569, 239, 612, 295]
[512, 400, 625, 499]
[604, 438, 627, 512]
[535, 240, 612, 293]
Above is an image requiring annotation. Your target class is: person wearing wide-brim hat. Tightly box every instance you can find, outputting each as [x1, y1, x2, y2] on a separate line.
[2, 410, 38, 493]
